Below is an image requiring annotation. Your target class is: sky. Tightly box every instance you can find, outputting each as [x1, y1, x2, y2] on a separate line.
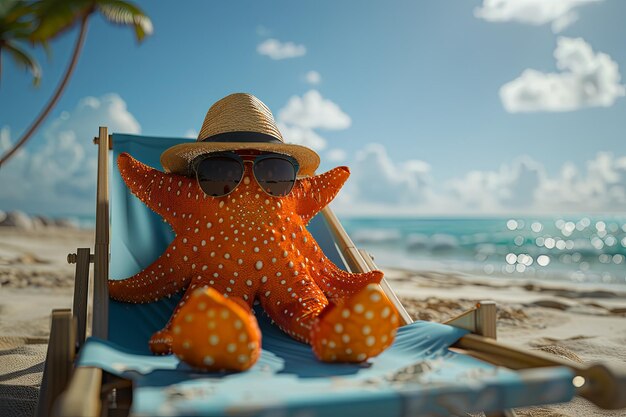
[1, 0, 625, 217]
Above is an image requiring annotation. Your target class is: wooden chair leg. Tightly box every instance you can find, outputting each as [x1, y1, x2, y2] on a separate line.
[68, 248, 92, 349]
[36, 309, 76, 417]
[53, 367, 103, 417]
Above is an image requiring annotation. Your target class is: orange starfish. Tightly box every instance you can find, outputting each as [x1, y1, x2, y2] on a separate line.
[109, 152, 399, 369]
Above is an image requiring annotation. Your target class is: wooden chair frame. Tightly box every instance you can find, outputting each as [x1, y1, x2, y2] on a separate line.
[35, 127, 626, 417]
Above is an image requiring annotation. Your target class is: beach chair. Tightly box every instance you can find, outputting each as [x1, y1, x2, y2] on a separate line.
[36, 127, 626, 417]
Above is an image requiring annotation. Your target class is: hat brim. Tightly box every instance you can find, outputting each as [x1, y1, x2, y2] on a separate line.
[160, 142, 321, 177]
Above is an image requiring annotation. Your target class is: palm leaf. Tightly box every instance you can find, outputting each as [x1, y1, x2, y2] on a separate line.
[97, 0, 152, 42]
[4, 41, 41, 85]
[0, 0, 32, 25]
[28, 0, 93, 42]
[0, 1, 35, 41]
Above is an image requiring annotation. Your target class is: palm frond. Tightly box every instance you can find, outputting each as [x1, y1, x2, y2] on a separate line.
[4, 41, 41, 85]
[28, 0, 93, 42]
[97, 0, 153, 42]
[0, 0, 32, 25]
[0, 1, 35, 42]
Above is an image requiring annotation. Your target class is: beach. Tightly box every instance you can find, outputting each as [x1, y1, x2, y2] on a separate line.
[1, 225, 625, 417]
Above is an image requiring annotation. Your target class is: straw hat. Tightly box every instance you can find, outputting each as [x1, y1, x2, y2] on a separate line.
[161, 93, 320, 177]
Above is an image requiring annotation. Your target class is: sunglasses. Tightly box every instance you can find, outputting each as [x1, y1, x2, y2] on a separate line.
[192, 151, 300, 197]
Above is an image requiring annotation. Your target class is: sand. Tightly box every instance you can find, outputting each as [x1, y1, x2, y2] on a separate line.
[1, 227, 625, 417]
[0, 227, 91, 417]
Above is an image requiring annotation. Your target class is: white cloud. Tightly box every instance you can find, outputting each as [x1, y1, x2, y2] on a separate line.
[500, 37, 625, 113]
[305, 70, 321, 85]
[474, 0, 602, 33]
[184, 129, 197, 139]
[333, 144, 433, 215]
[278, 90, 351, 130]
[537, 152, 626, 211]
[445, 157, 544, 211]
[0, 128, 9, 151]
[277, 90, 351, 152]
[445, 170, 503, 212]
[440, 153, 626, 214]
[0, 94, 140, 214]
[326, 148, 347, 163]
[3, 93, 623, 217]
[331, 143, 626, 216]
[276, 122, 327, 151]
[257, 38, 306, 60]
[551, 10, 580, 33]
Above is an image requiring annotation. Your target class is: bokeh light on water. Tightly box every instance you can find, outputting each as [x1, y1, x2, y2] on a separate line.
[343, 216, 626, 286]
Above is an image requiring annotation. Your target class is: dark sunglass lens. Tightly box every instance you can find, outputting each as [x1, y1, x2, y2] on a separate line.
[254, 157, 296, 196]
[196, 156, 243, 196]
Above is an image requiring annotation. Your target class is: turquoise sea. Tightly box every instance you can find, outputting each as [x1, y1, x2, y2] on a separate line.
[342, 216, 626, 288]
[70, 213, 626, 288]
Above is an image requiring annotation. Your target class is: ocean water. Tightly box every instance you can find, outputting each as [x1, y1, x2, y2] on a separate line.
[341, 216, 626, 288]
[70, 212, 626, 287]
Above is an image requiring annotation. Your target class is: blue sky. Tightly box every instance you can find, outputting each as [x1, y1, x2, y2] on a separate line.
[1, 0, 625, 216]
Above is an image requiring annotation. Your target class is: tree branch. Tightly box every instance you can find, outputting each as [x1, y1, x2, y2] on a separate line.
[0, 15, 89, 167]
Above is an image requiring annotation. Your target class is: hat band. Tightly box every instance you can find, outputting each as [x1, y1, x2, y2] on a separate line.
[201, 131, 282, 144]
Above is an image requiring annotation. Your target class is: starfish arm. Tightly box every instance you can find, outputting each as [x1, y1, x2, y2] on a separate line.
[310, 284, 399, 363]
[258, 273, 329, 343]
[118, 152, 195, 219]
[108, 239, 192, 303]
[292, 166, 350, 224]
[313, 259, 384, 300]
